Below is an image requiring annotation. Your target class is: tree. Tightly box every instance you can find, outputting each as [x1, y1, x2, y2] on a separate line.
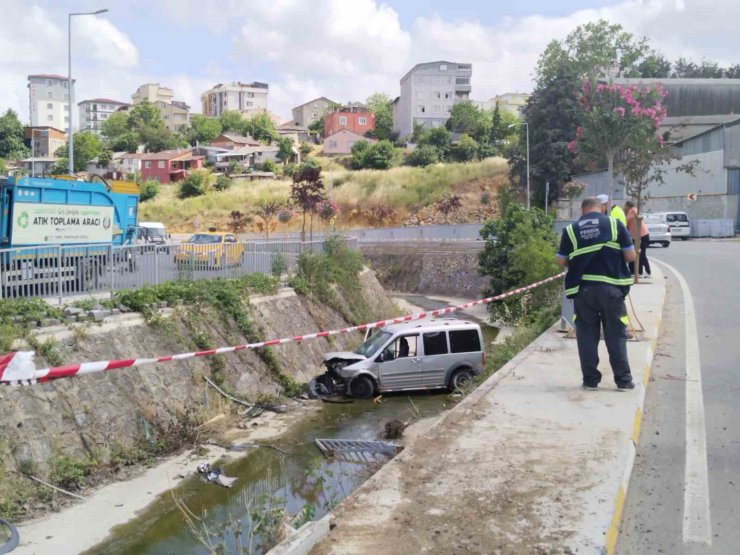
[445, 101, 488, 141]
[451, 134, 478, 162]
[308, 116, 325, 136]
[128, 101, 164, 134]
[478, 190, 559, 324]
[140, 126, 186, 153]
[244, 112, 278, 143]
[363, 140, 396, 169]
[189, 114, 223, 144]
[365, 93, 394, 141]
[0, 109, 30, 160]
[219, 111, 246, 134]
[725, 64, 740, 79]
[97, 149, 113, 168]
[139, 179, 160, 202]
[55, 131, 102, 172]
[179, 169, 214, 198]
[637, 52, 672, 78]
[299, 141, 313, 158]
[255, 200, 282, 239]
[409, 121, 428, 144]
[290, 159, 326, 240]
[420, 126, 451, 160]
[570, 79, 668, 204]
[214, 174, 232, 191]
[435, 194, 462, 223]
[407, 144, 439, 167]
[671, 57, 699, 78]
[276, 137, 294, 166]
[100, 111, 129, 140]
[350, 140, 372, 169]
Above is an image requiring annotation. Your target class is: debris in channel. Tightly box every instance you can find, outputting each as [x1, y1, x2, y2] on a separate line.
[197, 463, 238, 488]
[384, 419, 409, 439]
[314, 438, 401, 462]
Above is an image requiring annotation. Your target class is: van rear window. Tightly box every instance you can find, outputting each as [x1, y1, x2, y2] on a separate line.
[667, 214, 688, 222]
[423, 332, 448, 355]
[449, 329, 481, 353]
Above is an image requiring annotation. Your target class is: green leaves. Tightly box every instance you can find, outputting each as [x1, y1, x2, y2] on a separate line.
[0, 109, 30, 160]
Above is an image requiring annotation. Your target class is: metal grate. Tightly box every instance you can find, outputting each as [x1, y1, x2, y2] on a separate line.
[314, 438, 401, 462]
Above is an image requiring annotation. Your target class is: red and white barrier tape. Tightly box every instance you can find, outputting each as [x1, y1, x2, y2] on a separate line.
[0, 273, 564, 385]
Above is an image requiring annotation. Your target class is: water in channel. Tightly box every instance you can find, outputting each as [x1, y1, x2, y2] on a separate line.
[88, 295, 496, 555]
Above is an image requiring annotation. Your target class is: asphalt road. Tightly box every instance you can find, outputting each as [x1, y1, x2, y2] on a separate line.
[617, 239, 740, 554]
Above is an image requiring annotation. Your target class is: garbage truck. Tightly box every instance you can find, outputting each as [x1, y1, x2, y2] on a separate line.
[0, 174, 140, 297]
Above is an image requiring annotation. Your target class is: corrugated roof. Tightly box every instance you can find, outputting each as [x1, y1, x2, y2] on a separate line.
[140, 148, 195, 161]
[78, 98, 130, 105]
[215, 133, 261, 145]
[661, 114, 740, 143]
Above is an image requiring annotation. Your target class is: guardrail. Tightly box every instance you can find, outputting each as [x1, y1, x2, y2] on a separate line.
[0, 237, 355, 303]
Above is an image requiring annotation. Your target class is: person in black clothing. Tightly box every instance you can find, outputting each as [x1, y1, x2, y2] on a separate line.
[556, 197, 637, 390]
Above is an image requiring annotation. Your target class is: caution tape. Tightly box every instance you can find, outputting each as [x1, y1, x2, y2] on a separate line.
[0, 272, 565, 385]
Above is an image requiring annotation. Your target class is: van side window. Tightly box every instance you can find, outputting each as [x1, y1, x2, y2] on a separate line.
[423, 332, 448, 355]
[383, 335, 418, 360]
[449, 329, 481, 353]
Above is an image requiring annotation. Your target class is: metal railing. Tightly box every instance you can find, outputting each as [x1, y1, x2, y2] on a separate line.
[0, 237, 353, 303]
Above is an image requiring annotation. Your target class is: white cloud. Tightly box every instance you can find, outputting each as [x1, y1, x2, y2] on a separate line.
[4, 0, 740, 129]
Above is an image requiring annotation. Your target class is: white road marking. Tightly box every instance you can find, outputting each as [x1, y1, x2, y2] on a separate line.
[656, 260, 712, 545]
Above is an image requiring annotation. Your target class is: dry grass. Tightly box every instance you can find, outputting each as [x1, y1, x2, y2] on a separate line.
[140, 157, 510, 232]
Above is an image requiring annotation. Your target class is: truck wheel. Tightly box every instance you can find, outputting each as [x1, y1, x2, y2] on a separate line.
[449, 368, 473, 392]
[349, 376, 375, 399]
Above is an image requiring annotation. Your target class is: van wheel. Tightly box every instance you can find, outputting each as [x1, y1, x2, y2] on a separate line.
[661, 241, 670, 248]
[449, 368, 473, 392]
[349, 376, 374, 399]
[680, 237, 689, 241]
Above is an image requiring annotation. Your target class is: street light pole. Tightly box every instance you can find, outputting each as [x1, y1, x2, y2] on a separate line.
[509, 121, 530, 209]
[68, 9, 109, 175]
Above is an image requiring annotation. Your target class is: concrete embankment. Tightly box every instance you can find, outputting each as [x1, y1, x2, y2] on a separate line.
[304, 271, 665, 554]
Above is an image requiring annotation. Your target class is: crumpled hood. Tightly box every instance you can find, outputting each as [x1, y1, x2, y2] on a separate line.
[322, 351, 366, 363]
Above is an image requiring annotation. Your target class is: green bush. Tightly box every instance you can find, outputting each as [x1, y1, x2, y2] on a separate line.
[214, 174, 232, 191]
[451, 134, 479, 162]
[407, 144, 439, 167]
[139, 179, 160, 202]
[179, 169, 214, 198]
[51, 455, 95, 491]
[478, 189, 559, 324]
[263, 159, 277, 173]
[270, 254, 288, 278]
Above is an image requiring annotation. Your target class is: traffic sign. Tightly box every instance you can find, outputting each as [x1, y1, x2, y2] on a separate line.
[687, 192, 697, 201]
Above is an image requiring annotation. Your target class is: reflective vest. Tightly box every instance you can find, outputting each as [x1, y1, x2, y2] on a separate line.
[610, 205, 627, 227]
[563, 215, 633, 298]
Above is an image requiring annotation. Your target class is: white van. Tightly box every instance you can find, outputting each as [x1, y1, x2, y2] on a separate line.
[313, 319, 485, 399]
[137, 222, 169, 245]
[651, 211, 690, 240]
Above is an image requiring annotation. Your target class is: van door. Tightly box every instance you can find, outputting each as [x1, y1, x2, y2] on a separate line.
[421, 331, 450, 387]
[377, 334, 421, 391]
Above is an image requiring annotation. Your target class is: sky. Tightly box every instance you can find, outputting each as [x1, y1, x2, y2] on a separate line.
[2, 0, 740, 128]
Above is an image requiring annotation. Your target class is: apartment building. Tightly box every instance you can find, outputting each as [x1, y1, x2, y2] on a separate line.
[78, 98, 130, 134]
[392, 61, 472, 138]
[131, 83, 190, 132]
[24, 126, 66, 157]
[291, 97, 337, 127]
[201, 82, 269, 118]
[132, 83, 175, 104]
[28, 74, 75, 131]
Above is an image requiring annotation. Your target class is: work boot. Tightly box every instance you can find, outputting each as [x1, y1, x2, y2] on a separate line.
[617, 381, 635, 391]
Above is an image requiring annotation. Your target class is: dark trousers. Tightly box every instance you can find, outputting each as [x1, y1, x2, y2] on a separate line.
[574, 283, 633, 386]
[639, 235, 651, 275]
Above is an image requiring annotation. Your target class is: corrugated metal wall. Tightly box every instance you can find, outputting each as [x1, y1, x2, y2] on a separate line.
[570, 171, 624, 200]
[648, 149, 726, 197]
[724, 124, 740, 168]
[728, 168, 740, 195]
[674, 125, 724, 156]
[662, 83, 740, 117]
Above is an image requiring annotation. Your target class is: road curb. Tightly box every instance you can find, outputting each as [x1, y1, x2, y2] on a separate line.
[604, 277, 666, 555]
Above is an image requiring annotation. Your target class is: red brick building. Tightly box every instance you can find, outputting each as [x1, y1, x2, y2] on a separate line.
[323, 105, 375, 138]
[140, 149, 205, 183]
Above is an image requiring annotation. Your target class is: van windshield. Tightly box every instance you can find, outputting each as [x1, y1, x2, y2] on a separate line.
[144, 227, 166, 237]
[355, 330, 392, 357]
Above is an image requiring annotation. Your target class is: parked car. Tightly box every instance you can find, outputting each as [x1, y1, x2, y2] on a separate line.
[313, 319, 485, 399]
[649, 211, 690, 240]
[174, 232, 244, 269]
[643, 216, 671, 247]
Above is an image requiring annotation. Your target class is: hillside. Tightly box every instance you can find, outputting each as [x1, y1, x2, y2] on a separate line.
[140, 157, 510, 233]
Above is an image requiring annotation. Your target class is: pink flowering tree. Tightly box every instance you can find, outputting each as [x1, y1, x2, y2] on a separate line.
[568, 79, 668, 205]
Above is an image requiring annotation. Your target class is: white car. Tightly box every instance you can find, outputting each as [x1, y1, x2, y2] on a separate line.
[643, 216, 671, 247]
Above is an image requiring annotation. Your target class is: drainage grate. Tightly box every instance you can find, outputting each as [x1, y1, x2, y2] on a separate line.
[314, 438, 401, 462]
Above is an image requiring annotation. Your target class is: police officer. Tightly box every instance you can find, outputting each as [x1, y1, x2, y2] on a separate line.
[556, 196, 637, 390]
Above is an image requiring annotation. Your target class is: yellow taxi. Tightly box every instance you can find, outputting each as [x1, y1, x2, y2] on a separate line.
[174, 232, 244, 269]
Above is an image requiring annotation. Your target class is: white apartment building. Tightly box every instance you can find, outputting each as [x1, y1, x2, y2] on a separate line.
[201, 82, 269, 118]
[392, 61, 472, 138]
[28, 74, 75, 131]
[131, 83, 190, 132]
[78, 98, 130, 135]
[131, 83, 175, 104]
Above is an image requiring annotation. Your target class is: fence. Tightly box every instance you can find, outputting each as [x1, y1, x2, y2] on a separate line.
[0, 236, 355, 303]
[689, 219, 735, 238]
